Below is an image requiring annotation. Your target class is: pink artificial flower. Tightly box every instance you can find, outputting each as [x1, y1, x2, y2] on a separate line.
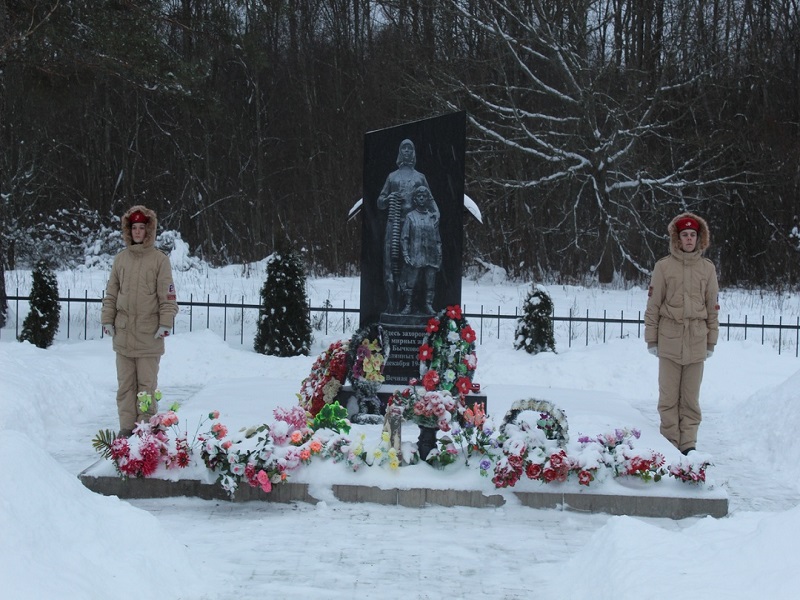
[300, 448, 311, 461]
[291, 430, 304, 445]
[463, 353, 478, 370]
[209, 410, 220, 420]
[222, 440, 233, 450]
[211, 423, 228, 439]
[257, 469, 272, 493]
[309, 439, 322, 453]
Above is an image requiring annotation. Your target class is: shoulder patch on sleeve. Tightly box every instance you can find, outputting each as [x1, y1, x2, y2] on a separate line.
[167, 283, 177, 301]
[648, 285, 653, 297]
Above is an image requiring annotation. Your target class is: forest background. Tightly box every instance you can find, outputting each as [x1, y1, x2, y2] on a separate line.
[1, 0, 799, 292]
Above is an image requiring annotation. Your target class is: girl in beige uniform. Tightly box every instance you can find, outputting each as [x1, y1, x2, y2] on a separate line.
[645, 213, 719, 455]
[102, 205, 178, 436]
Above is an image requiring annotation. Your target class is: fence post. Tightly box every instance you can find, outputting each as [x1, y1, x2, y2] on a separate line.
[84, 290, 89, 340]
[778, 316, 782, 355]
[497, 305, 501, 339]
[480, 305, 484, 345]
[585, 309, 589, 346]
[224, 295, 228, 341]
[568, 307, 572, 348]
[761, 315, 765, 345]
[206, 294, 210, 329]
[189, 293, 193, 333]
[241, 296, 245, 345]
[67, 289, 71, 339]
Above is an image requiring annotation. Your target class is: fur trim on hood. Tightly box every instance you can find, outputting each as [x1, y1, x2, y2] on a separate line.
[668, 212, 710, 254]
[121, 205, 157, 248]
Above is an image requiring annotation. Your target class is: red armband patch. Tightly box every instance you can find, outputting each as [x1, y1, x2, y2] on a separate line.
[648, 286, 653, 297]
[167, 283, 176, 300]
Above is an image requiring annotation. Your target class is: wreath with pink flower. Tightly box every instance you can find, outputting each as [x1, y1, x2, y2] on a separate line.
[297, 340, 349, 417]
[417, 304, 477, 397]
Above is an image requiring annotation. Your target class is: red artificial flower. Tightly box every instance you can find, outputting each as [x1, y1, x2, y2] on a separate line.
[455, 376, 472, 396]
[460, 325, 476, 343]
[549, 451, 566, 469]
[426, 318, 440, 333]
[578, 470, 594, 486]
[446, 305, 463, 320]
[422, 369, 440, 391]
[526, 463, 543, 480]
[418, 344, 434, 362]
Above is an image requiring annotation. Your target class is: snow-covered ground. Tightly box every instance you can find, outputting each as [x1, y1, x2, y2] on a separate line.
[2, 266, 800, 599]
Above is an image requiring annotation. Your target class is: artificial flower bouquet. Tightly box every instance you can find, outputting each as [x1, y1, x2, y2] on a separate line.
[418, 305, 478, 398]
[297, 340, 349, 417]
[387, 384, 462, 432]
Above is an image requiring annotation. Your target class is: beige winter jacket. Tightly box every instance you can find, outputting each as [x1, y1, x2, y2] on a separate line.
[645, 212, 719, 365]
[101, 205, 178, 358]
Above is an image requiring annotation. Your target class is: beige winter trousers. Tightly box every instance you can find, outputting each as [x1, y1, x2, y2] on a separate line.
[658, 358, 704, 453]
[116, 354, 161, 431]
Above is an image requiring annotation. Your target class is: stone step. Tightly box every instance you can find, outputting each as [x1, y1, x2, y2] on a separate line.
[78, 462, 727, 519]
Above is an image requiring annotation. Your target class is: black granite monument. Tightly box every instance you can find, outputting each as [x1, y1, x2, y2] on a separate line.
[360, 112, 466, 386]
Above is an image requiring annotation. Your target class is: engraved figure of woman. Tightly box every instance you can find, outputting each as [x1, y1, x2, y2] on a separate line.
[377, 139, 440, 313]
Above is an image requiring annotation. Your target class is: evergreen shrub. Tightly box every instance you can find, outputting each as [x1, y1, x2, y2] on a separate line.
[514, 284, 556, 354]
[19, 260, 61, 348]
[253, 246, 312, 357]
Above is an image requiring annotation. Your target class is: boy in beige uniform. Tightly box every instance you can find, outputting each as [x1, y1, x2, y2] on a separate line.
[645, 213, 719, 455]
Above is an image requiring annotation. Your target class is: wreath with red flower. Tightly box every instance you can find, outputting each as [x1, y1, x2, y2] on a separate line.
[297, 340, 349, 417]
[417, 304, 477, 397]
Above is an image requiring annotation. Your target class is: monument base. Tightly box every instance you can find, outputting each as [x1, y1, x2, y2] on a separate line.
[336, 384, 488, 419]
[78, 464, 728, 518]
[379, 314, 429, 386]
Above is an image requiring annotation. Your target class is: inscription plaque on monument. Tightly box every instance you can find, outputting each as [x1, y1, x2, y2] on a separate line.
[360, 112, 466, 386]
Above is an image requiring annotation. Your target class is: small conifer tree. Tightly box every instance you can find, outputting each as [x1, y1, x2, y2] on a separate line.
[253, 246, 312, 357]
[514, 284, 556, 354]
[19, 260, 61, 348]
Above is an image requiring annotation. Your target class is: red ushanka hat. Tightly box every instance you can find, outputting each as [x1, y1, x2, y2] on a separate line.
[129, 211, 149, 224]
[676, 217, 699, 232]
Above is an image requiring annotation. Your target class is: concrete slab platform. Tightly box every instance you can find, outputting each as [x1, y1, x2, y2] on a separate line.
[78, 461, 727, 519]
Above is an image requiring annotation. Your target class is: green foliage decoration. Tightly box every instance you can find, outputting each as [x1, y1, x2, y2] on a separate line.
[311, 401, 351, 434]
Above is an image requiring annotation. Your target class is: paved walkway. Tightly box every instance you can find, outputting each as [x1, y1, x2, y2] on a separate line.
[130, 495, 625, 599]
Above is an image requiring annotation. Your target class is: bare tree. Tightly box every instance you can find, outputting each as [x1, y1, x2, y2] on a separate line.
[437, 0, 739, 281]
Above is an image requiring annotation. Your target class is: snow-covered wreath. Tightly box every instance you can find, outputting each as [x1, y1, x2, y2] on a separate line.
[417, 304, 478, 397]
[501, 398, 569, 447]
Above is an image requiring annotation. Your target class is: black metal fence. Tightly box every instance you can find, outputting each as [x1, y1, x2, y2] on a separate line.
[4, 292, 800, 356]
